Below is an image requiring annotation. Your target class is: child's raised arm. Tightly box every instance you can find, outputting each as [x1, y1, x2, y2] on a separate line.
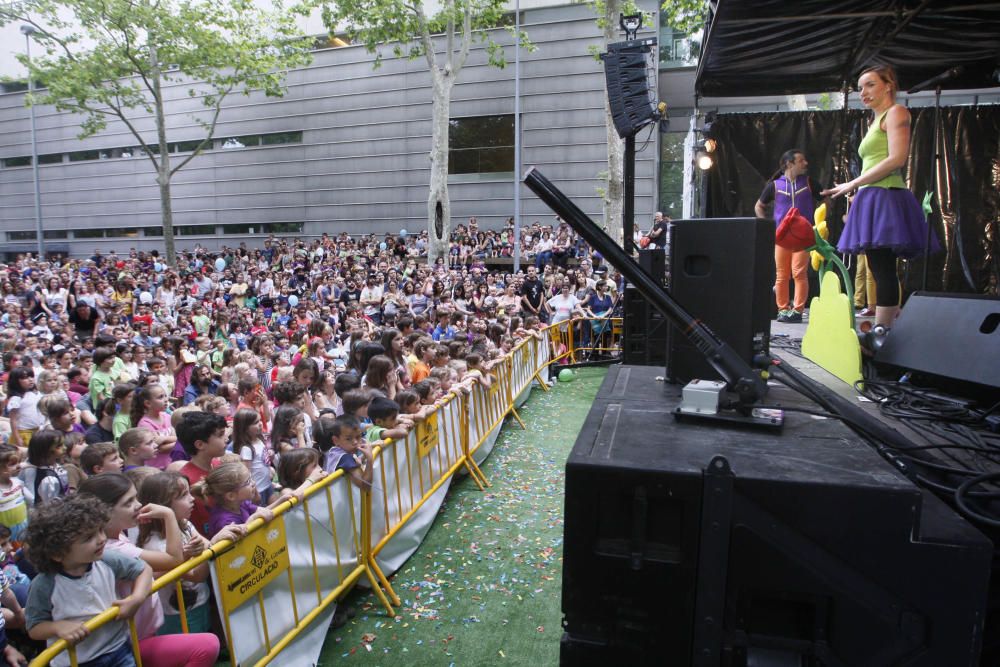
[347, 441, 375, 490]
[136, 503, 184, 571]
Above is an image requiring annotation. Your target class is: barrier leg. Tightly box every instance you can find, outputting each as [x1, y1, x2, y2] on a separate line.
[368, 556, 401, 607]
[459, 400, 491, 488]
[463, 455, 490, 489]
[362, 489, 398, 616]
[508, 405, 527, 429]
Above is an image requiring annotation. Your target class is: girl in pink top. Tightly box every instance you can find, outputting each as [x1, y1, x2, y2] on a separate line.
[131, 385, 177, 470]
[78, 473, 219, 667]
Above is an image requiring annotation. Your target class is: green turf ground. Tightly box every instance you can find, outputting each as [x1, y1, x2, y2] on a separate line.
[316, 367, 607, 666]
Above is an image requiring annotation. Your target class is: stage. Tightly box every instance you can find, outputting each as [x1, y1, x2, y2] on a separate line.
[560, 360, 993, 666]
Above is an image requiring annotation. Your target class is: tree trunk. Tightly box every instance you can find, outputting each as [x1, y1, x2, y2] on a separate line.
[427, 74, 452, 267]
[604, 96, 624, 246]
[602, 0, 624, 246]
[150, 44, 176, 265]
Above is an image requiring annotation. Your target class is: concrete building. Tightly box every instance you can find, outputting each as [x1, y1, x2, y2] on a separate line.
[0, 1, 663, 259]
[2, 1, 995, 260]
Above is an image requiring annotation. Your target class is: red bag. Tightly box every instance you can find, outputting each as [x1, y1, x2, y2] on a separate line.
[639, 235, 651, 249]
[775, 207, 814, 251]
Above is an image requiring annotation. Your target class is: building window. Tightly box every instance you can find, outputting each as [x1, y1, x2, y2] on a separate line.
[659, 24, 698, 69]
[3, 156, 32, 168]
[261, 131, 303, 146]
[449, 115, 514, 175]
[38, 153, 64, 165]
[220, 132, 302, 150]
[176, 225, 215, 236]
[658, 132, 685, 219]
[221, 136, 259, 149]
[171, 140, 204, 153]
[107, 228, 139, 238]
[1, 81, 28, 94]
[223, 224, 255, 234]
[7, 230, 37, 241]
[74, 228, 105, 238]
[43, 230, 69, 239]
[142, 227, 163, 237]
[268, 222, 304, 234]
[69, 150, 104, 162]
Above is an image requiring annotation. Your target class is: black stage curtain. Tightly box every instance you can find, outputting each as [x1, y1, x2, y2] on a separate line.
[706, 106, 1000, 296]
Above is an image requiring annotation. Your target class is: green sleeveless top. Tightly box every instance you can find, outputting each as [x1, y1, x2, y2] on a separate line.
[858, 108, 906, 189]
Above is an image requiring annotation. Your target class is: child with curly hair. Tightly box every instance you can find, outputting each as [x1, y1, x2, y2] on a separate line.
[24, 494, 152, 667]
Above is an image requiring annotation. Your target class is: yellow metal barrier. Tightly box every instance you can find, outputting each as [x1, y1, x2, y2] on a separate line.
[30, 325, 571, 667]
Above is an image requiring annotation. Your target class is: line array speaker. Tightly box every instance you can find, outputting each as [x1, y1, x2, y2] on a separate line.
[600, 38, 657, 138]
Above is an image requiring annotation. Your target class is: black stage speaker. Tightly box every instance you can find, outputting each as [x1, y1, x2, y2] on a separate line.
[667, 218, 774, 384]
[600, 39, 657, 138]
[561, 365, 992, 667]
[622, 286, 667, 366]
[637, 248, 665, 287]
[875, 292, 1000, 390]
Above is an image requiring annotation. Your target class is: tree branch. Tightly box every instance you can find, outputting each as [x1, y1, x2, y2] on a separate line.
[446, 0, 454, 66]
[411, 2, 437, 72]
[170, 84, 234, 176]
[455, 1, 471, 73]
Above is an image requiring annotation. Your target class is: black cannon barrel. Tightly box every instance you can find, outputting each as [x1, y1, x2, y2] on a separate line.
[522, 166, 767, 405]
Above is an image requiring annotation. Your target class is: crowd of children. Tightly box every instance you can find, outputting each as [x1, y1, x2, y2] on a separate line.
[0, 220, 625, 665]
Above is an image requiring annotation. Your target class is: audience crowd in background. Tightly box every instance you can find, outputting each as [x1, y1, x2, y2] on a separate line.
[0, 217, 625, 665]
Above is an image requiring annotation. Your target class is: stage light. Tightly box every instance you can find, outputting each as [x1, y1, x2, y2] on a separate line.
[619, 13, 642, 40]
[696, 152, 714, 170]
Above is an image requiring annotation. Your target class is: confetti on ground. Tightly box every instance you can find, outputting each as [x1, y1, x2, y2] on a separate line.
[316, 368, 607, 666]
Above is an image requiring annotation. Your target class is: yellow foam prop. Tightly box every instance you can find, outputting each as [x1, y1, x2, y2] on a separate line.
[801, 271, 863, 387]
[811, 203, 829, 271]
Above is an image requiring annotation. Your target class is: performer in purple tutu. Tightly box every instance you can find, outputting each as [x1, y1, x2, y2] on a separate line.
[823, 64, 939, 332]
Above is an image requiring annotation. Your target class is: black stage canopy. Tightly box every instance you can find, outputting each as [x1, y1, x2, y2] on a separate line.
[695, 0, 1000, 97]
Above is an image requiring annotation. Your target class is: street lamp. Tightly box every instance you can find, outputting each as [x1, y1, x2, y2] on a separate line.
[20, 24, 45, 260]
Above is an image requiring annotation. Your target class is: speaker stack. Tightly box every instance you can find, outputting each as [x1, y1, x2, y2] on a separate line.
[600, 38, 658, 138]
[623, 249, 668, 366]
[667, 218, 774, 384]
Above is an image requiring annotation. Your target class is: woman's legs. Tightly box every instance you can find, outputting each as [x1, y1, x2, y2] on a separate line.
[863, 247, 901, 327]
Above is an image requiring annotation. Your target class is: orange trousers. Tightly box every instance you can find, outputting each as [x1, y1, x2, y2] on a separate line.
[774, 245, 809, 312]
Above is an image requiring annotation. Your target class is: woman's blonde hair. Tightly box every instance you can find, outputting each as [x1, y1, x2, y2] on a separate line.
[190, 461, 248, 501]
[859, 63, 899, 99]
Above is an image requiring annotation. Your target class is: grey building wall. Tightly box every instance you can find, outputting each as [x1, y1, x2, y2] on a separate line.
[0, 1, 658, 258]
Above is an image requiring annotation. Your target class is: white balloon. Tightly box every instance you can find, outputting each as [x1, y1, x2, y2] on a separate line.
[139, 291, 153, 304]
[214, 257, 226, 272]
[288, 295, 299, 308]
[400, 229, 408, 237]
[154, 262, 163, 272]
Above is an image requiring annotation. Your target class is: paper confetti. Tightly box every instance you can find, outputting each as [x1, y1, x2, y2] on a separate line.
[317, 368, 609, 664]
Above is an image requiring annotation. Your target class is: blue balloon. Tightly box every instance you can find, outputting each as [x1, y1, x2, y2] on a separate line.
[154, 262, 163, 272]
[288, 294, 299, 308]
[379, 242, 387, 251]
[214, 257, 226, 272]
[400, 229, 408, 237]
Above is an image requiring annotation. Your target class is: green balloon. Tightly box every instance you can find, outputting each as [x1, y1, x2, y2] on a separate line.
[558, 369, 575, 382]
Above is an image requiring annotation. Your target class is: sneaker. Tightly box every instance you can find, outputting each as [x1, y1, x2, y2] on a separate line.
[859, 307, 875, 317]
[776, 309, 791, 322]
[782, 310, 803, 324]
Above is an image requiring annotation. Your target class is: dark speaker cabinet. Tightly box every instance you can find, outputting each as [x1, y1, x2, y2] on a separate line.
[667, 218, 774, 383]
[561, 366, 993, 667]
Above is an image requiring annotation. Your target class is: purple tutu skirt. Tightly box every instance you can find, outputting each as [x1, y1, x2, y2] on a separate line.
[837, 186, 941, 258]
